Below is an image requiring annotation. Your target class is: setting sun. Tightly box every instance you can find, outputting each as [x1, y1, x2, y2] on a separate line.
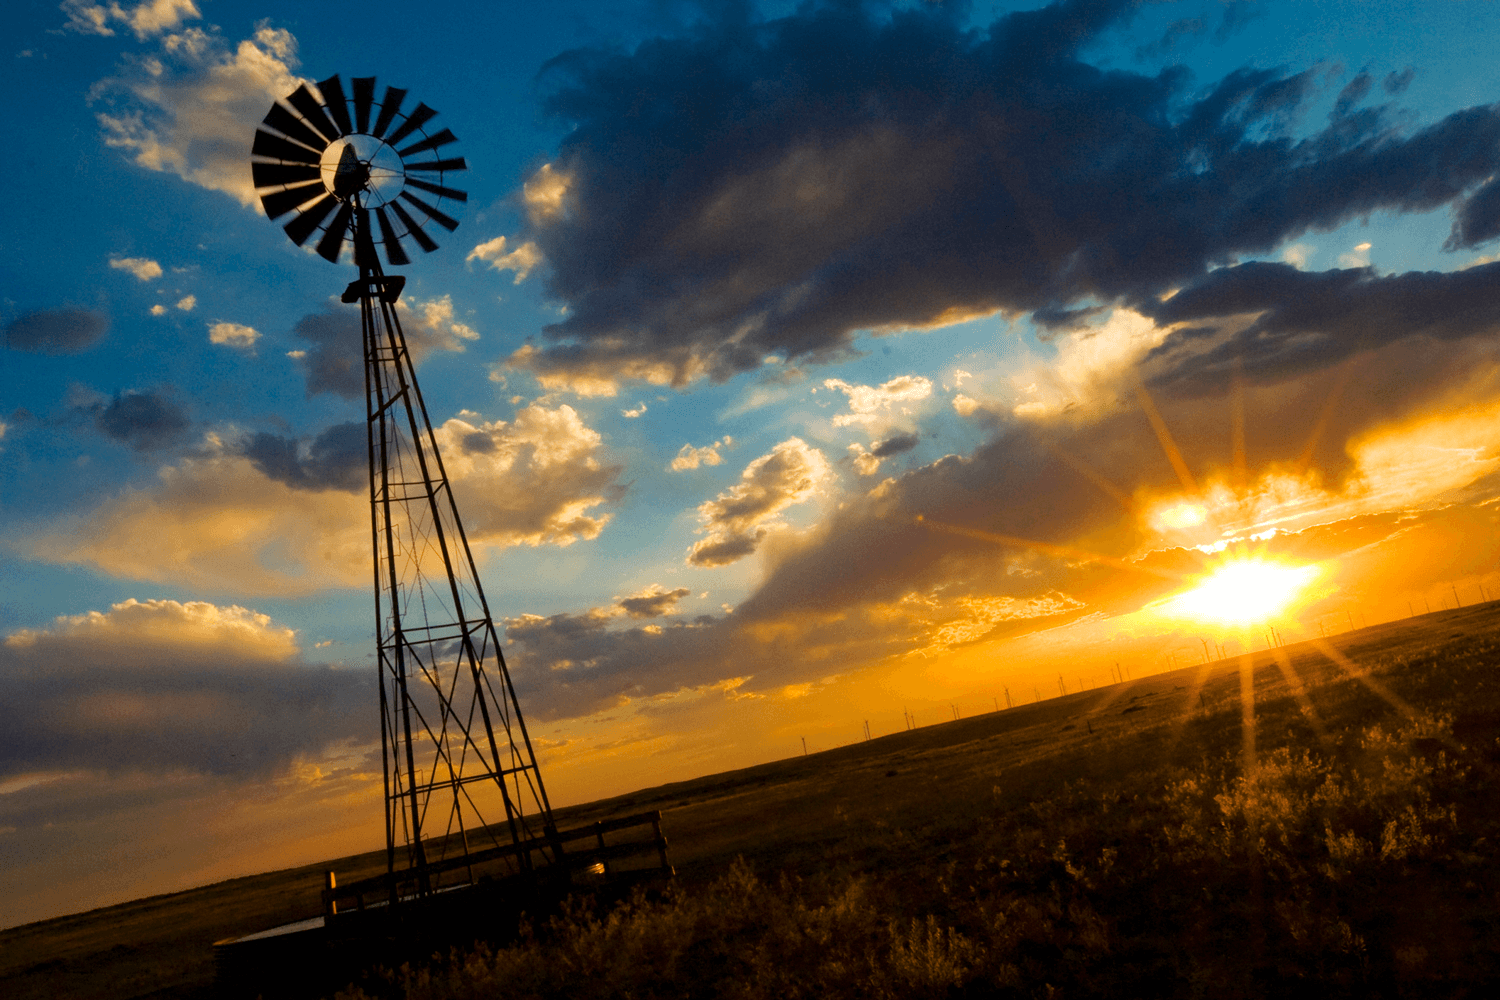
[1167, 558, 1319, 625]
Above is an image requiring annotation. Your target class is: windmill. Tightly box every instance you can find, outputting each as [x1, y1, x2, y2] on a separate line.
[251, 75, 559, 901]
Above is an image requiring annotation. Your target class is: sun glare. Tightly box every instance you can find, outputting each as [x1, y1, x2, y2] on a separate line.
[1167, 558, 1319, 625]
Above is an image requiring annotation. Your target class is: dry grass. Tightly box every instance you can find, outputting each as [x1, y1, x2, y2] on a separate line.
[6, 602, 1500, 998]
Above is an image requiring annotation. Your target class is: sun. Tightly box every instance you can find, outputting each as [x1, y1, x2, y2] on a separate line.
[1167, 557, 1319, 626]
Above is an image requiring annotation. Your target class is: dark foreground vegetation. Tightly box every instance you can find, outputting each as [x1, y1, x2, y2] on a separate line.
[340, 605, 1500, 1000]
[5, 603, 1500, 999]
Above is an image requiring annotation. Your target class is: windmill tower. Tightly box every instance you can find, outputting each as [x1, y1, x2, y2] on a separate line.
[251, 75, 559, 901]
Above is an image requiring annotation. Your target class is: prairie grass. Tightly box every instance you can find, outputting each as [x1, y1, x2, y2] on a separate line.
[7, 606, 1500, 999]
[337, 607, 1500, 999]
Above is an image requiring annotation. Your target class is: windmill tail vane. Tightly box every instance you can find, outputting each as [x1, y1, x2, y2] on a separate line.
[252, 74, 561, 901]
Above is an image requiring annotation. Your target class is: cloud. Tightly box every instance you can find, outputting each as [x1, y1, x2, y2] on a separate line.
[240, 422, 365, 492]
[433, 405, 622, 549]
[870, 433, 919, 458]
[208, 321, 259, 349]
[61, 1, 201, 40]
[90, 22, 303, 206]
[292, 295, 481, 399]
[1145, 261, 1500, 396]
[109, 256, 162, 281]
[26, 451, 371, 594]
[952, 394, 980, 417]
[3, 308, 110, 354]
[27, 404, 623, 593]
[621, 402, 647, 418]
[150, 304, 167, 316]
[670, 436, 731, 471]
[175, 294, 195, 311]
[848, 432, 920, 476]
[467, 236, 543, 283]
[617, 584, 691, 619]
[1008, 308, 1171, 421]
[0, 597, 369, 778]
[503, 0, 1500, 391]
[93, 387, 191, 451]
[824, 375, 932, 429]
[688, 437, 830, 567]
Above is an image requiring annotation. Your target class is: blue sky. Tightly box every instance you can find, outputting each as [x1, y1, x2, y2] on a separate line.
[5, 0, 1500, 927]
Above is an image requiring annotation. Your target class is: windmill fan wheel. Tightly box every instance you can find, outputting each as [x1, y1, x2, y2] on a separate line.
[251, 74, 468, 267]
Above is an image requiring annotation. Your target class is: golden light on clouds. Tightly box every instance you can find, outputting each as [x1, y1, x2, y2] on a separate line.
[1166, 557, 1319, 626]
[1151, 500, 1207, 531]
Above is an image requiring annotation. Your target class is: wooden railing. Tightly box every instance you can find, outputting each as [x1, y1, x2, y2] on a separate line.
[321, 810, 672, 919]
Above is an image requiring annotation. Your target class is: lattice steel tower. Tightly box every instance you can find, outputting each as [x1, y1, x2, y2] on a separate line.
[250, 74, 558, 898]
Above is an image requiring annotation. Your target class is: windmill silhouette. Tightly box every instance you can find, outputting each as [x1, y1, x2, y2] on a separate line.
[252, 75, 559, 901]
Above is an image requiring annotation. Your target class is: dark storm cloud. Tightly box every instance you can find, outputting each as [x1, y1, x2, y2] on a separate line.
[1145, 260, 1500, 394]
[617, 585, 691, 618]
[94, 387, 191, 451]
[242, 422, 366, 492]
[511, 0, 1500, 387]
[4, 308, 109, 355]
[870, 432, 919, 458]
[292, 310, 362, 399]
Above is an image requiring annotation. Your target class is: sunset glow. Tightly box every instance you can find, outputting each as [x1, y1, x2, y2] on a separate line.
[1168, 558, 1320, 626]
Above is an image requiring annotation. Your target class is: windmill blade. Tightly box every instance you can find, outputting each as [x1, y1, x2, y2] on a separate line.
[352, 77, 376, 133]
[252, 161, 320, 188]
[400, 191, 460, 231]
[404, 176, 467, 202]
[318, 75, 354, 136]
[397, 129, 458, 159]
[390, 201, 439, 252]
[287, 84, 342, 143]
[260, 181, 325, 220]
[385, 103, 438, 149]
[370, 87, 407, 139]
[262, 102, 328, 153]
[284, 194, 338, 246]
[252, 129, 321, 165]
[316, 203, 356, 262]
[376, 207, 411, 266]
[403, 157, 467, 174]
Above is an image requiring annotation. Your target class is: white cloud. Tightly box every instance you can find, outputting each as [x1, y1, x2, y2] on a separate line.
[621, 402, 647, 418]
[1338, 241, 1373, 268]
[92, 23, 304, 207]
[1005, 307, 1170, 422]
[952, 393, 980, 417]
[1281, 242, 1313, 269]
[175, 294, 195, 311]
[430, 405, 620, 549]
[149, 304, 167, 316]
[467, 236, 542, 283]
[670, 436, 731, 471]
[406, 294, 479, 346]
[62, 1, 200, 39]
[208, 321, 258, 349]
[109, 256, 163, 281]
[847, 442, 882, 476]
[823, 375, 932, 429]
[687, 437, 830, 567]
[523, 163, 571, 223]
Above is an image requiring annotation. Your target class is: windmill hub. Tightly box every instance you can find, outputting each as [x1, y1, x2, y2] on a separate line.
[324, 135, 402, 204]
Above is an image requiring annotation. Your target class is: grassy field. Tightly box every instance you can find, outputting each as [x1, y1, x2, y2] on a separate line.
[5, 602, 1500, 998]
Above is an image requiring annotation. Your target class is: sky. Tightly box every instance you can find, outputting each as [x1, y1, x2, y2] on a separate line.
[4, 0, 1500, 928]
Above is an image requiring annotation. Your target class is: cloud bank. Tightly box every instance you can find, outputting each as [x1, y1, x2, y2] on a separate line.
[504, 0, 1500, 393]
